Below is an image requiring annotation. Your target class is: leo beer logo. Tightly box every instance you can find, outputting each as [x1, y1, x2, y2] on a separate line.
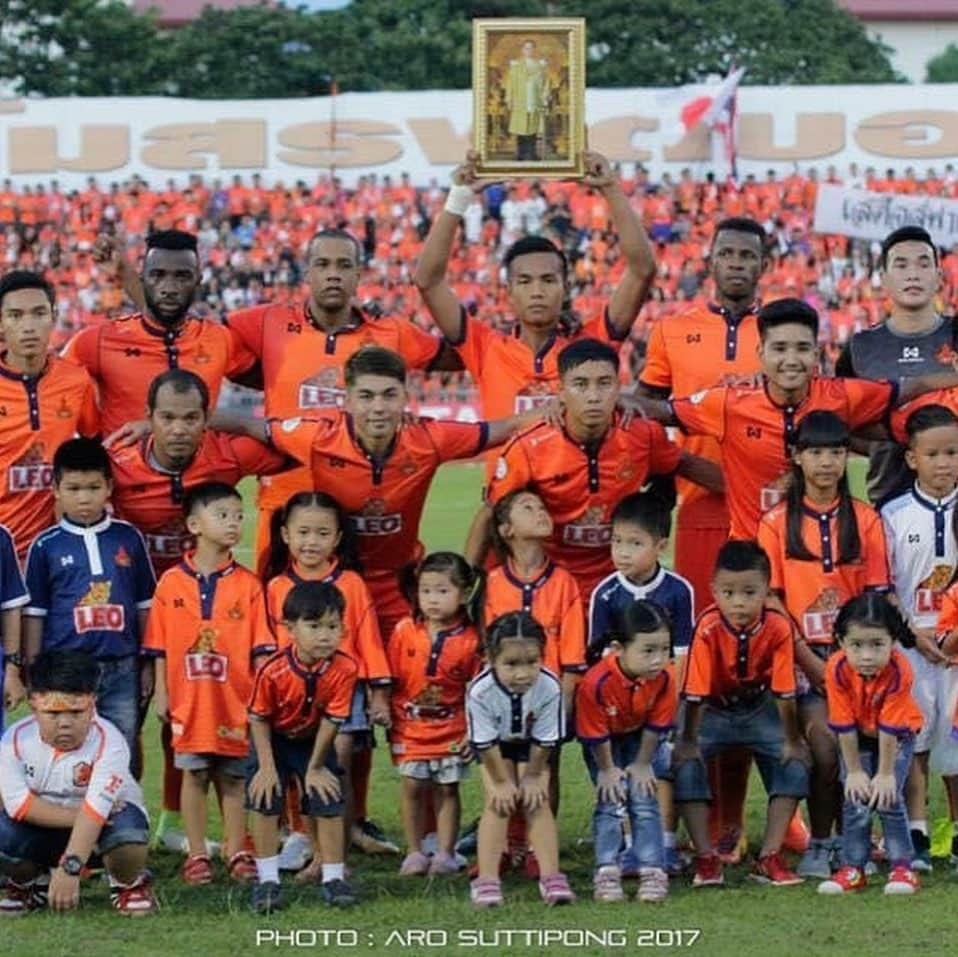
[802, 587, 841, 644]
[146, 523, 188, 559]
[915, 565, 953, 616]
[298, 368, 345, 409]
[562, 505, 611, 547]
[73, 581, 126, 633]
[351, 498, 401, 536]
[8, 442, 52, 492]
[514, 381, 554, 414]
[185, 626, 228, 682]
[760, 472, 791, 513]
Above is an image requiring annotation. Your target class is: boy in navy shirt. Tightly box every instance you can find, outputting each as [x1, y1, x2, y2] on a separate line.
[0, 523, 29, 728]
[23, 439, 155, 760]
[589, 492, 694, 661]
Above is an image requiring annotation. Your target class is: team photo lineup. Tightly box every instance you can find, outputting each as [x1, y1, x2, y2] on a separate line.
[6, 58, 958, 928]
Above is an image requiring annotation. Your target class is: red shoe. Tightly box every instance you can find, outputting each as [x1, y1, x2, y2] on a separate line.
[750, 852, 803, 886]
[691, 853, 724, 887]
[182, 854, 214, 885]
[111, 873, 158, 916]
[783, 811, 810, 854]
[884, 865, 919, 896]
[227, 851, 258, 883]
[817, 865, 867, 895]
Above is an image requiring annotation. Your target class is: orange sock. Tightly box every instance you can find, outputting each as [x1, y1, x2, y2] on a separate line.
[351, 747, 372, 822]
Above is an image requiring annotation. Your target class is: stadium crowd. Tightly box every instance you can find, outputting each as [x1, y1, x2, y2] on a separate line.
[2, 147, 958, 919]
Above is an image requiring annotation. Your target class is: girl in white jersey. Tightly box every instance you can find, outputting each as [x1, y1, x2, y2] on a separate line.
[880, 403, 958, 871]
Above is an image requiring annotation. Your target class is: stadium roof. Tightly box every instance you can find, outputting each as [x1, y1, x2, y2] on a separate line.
[132, 1, 273, 27]
[838, 0, 958, 20]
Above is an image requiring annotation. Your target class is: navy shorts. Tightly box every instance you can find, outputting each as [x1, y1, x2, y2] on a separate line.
[246, 732, 344, 818]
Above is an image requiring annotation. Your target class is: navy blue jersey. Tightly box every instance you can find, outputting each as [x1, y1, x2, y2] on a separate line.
[24, 515, 155, 658]
[0, 523, 29, 728]
[588, 565, 694, 654]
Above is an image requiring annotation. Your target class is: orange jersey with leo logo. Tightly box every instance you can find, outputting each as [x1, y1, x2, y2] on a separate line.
[640, 303, 761, 508]
[265, 560, 389, 683]
[142, 554, 276, 757]
[0, 355, 99, 559]
[484, 559, 587, 675]
[62, 314, 240, 435]
[110, 432, 288, 575]
[758, 498, 890, 647]
[387, 617, 483, 762]
[225, 304, 442, 513]
[268, 411, 487, 585]
[486, 418, 682, 597]
[671, 377, 896, 540]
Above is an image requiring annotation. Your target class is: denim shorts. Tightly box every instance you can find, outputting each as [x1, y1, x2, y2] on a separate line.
[246, 733, 344, 818]
[398, 756, 469, 784]
[174, 752, 249, 777]
[341, 683, 370, 735]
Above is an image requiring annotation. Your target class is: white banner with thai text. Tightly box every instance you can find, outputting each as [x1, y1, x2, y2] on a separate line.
[813, 184, 958, 247]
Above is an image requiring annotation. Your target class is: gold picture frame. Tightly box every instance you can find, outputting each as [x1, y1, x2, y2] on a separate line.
[472, 17, 586, 179]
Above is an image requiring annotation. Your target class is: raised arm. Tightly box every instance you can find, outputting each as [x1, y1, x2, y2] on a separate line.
[582, 152, 656, 335]
[413, 152, 486, 343]
[92, 234, 145, 312]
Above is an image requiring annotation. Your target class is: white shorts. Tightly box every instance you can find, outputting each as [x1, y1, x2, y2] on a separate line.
[902, 647, 958, 772]
[398, 756, 469, 785]
[930, 664, 958, 776]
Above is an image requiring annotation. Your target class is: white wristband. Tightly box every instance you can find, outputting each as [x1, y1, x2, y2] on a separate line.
[444, 183, 474, 218]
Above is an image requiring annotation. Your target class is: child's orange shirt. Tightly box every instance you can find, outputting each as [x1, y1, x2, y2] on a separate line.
[386, 617, 482, 762]
[143, 553, 275, 757]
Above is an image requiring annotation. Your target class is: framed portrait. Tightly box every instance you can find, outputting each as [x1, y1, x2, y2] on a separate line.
[472, 18, 586, 179]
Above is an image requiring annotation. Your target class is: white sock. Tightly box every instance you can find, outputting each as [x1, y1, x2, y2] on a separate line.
[663, 831, 677, 849]
[912, 819, 928, 836]
[322, 862, 345, 883]
[256, 855, 280, 884]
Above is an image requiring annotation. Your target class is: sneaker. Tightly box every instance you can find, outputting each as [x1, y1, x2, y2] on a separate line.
[352, 820, 399, 855]
[278, 831, 313, 872]
[320, 878, 357, 908]
[716, 827, 748, 864]
[250, 880, 285, 914]
[818, 865, 867, 895]
[663, 845, 687, 877]
[181, 854, 214, 885]
[593, 864, 625, 902]
[637, 867, 669, 903]
[691, 853, 724, 887]
[884, 865, 919, 895]
[455, 820, 479, 857]
[399, 851, 431, 877]
[111, 873, 157, 917]
[910, 830, 932, 873]
[783, 811, 811, 854]
[750, 852, 803, 886]
[797, 840, 833, 879]
[523, 850, 540, 880]
[539, 872, 575, 906]
[421, 832, 439, 857]
[427, 852, 460, 876]
[227, 851, 258, 883]
[0, 878, 49, 916]
[470, 876, 503, 908]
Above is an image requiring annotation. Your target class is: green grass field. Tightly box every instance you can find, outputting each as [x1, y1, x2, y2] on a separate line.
[6, 460, 958, 957]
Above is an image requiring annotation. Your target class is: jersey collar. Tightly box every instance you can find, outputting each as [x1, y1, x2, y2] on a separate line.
[345, 413, 399, 468]
[614, 564, 666, 596]
[718, 609, 766, 639]
[911, 481, 958, 511]
[762, 376, 811, 411]
[180, 551, 236, 579]
[503, 558, 555, 591]
[288, 558, 340, 584]
[801, 496, 841, 521]
[288, 644, 334, 677]
[143, 435, 200, 475]
[708, 300, 759, 325]
[139, 313, 195, 340]
[0, 351, 48, 382]
[304, 302, 366, 336]
[59, 514, 112, 536]
[611, 655, 655, 689]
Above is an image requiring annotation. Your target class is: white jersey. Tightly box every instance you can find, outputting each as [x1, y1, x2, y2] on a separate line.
[0, 712, 146, 824]
[881, 483, 958, 629]
[466, 667, 562, 750]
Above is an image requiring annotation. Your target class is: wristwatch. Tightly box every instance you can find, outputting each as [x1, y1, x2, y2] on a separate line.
[3, 652, 22, 668]
[58, 854, 84, 877]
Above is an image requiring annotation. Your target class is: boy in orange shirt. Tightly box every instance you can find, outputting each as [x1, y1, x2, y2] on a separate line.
[144, 482, 275, 886]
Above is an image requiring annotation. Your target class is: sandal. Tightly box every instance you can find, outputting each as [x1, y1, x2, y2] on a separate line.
[227, 851, 258, 883]
[182, 854, 214, 885]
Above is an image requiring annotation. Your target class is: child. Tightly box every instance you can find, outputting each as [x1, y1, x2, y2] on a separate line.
[485, 488, 585, 875]
[589, 491, 693, 876]
[246, 581, 359, 913]
[466, 611, 574, 908]
[673, 539, 809, 887]
[880, 404, 958, 871]
[389, 552, 483, 877]
[818, 594, 922, 895]
[0, 522, 29, 727]
[143, 481, 275, 885]
[22, 438, 154, 761]
[263, 492, 393, 867]
[758, 411, 891, 878]
[0, 651, 155, 916]
[577, 599, 677, 903]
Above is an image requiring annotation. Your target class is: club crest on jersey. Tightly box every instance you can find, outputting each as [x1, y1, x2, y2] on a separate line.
[8, 443, 52, 492]
[298, 368, 344, 409]
[514, 382, 553, 414]
[562, 506, 612, 547]
[56, 396, 73, 419]
[760, 472, 792, 513]
[73, 581, 126, 633]
[72, 761, 92, 788]
[915, 565, 952, 615]
[114, 546, 131, 568]
[185, 626, 228, 681]
[802, 587, 842, 644]
[935, 343, 957, 366]
[352, 498, 401, 536]
[227, 601, 244, 620]
[193, 344, 211, 365]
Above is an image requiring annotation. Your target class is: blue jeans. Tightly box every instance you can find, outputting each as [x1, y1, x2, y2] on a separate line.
[0, 804, 148, 872]
[838, 734, 915, 870]
[95, 656, 139, 759]
[583, 735, 665, 870]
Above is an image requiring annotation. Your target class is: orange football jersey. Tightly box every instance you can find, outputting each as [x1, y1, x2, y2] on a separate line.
[0, 355, 99, 558]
